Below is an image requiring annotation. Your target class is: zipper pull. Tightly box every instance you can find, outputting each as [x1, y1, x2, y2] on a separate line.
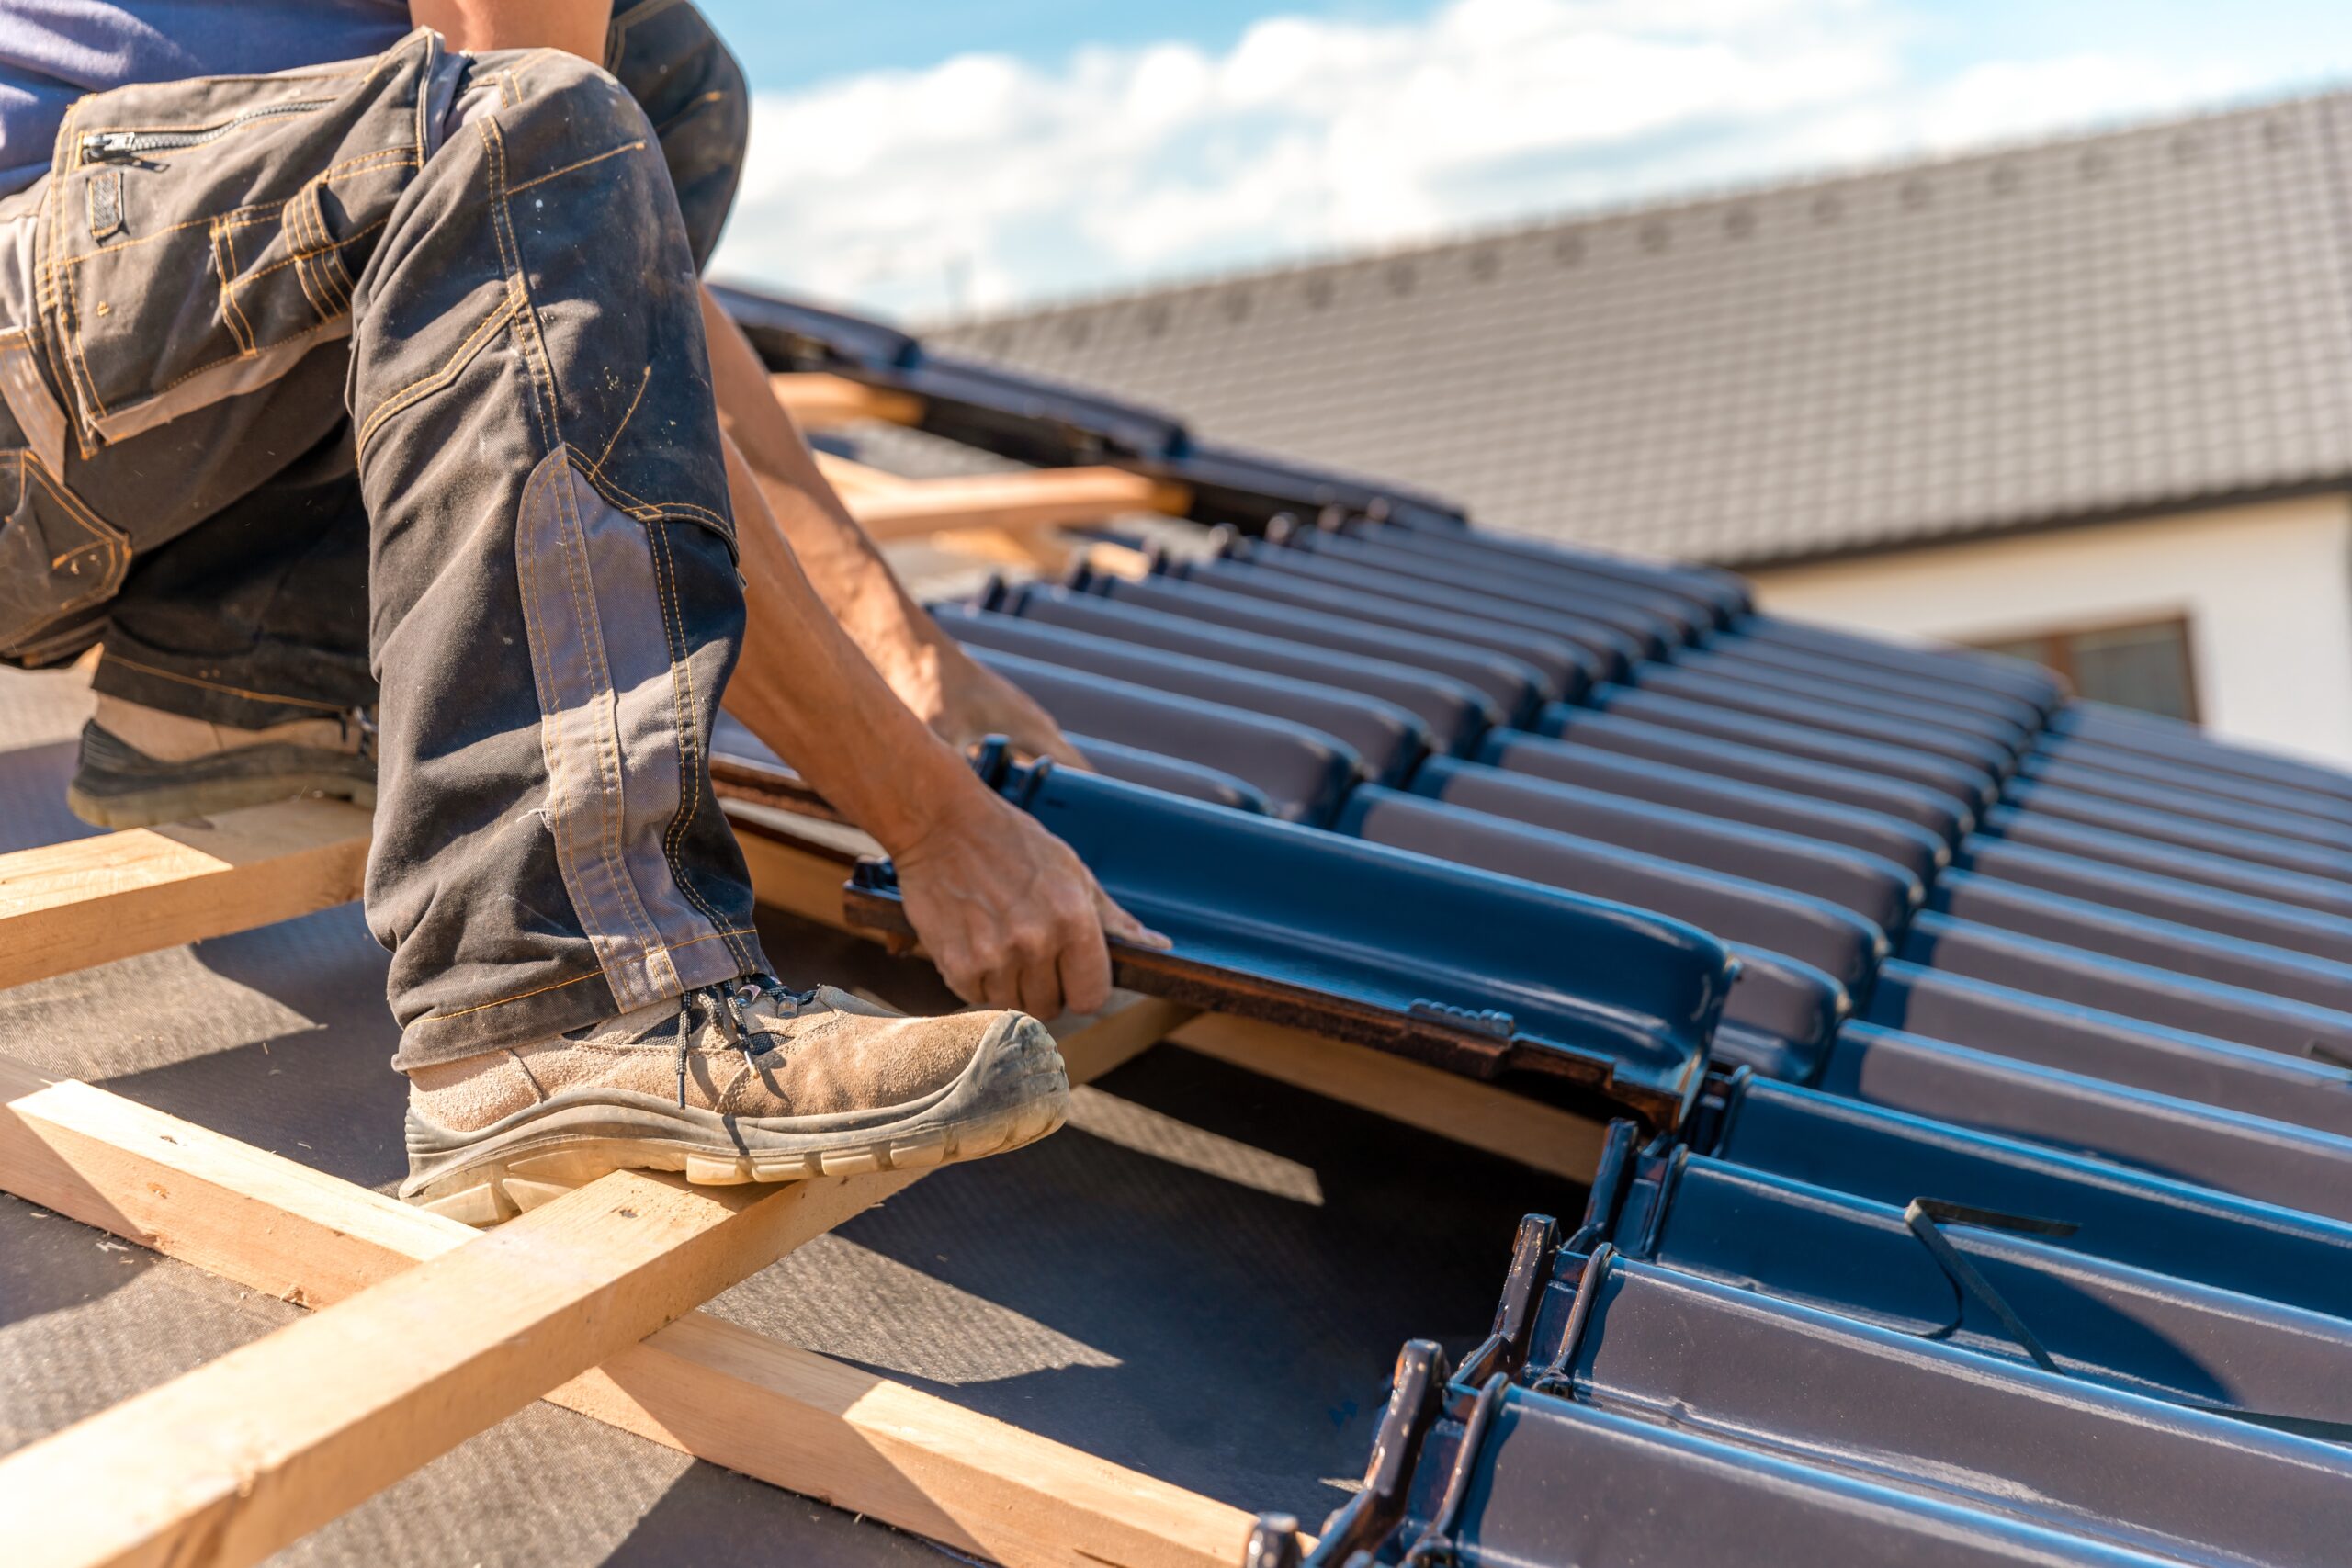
[81, 131, 144, 163]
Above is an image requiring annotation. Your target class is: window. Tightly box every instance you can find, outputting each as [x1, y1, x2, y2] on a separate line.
[1974, 615, 2199, 720]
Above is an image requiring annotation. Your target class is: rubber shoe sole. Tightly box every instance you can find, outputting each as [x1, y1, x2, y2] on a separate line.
[400, 1014, 1069, 1227]
[67, 771, 378, 829]
[68, 723, 376, 829]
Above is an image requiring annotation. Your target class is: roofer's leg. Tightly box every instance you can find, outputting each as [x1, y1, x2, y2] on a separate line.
[357, 50, 1064, 1224]
[3, 33, 1065, 1226]
[66, 434, 379, 827]
[62, 0, 745, 829]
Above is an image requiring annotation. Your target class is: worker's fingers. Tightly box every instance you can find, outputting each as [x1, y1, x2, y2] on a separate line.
[1027, 728, 1092, 772]
[923, 924, 986, 1008]
[1093, 884, 1170, 951]
[967, 924, 1024, 1010]
[1014, 936, 1066, 1021]
[979, 969, 1022, 1012]
[1056, 919, 1114, 1018]
[995, 697, 1090, 772]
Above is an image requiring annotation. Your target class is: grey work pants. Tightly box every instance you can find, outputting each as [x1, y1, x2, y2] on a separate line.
[0, 5, 775, 1068]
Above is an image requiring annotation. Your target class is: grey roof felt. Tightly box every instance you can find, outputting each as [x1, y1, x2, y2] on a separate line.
[0, 671, 1575, 1564]
[932, 92, 2352, 566]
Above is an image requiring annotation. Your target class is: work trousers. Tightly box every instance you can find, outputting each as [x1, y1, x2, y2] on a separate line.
[0, 2, 775, 1068]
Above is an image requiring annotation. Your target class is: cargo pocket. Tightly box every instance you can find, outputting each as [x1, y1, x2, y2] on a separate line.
[0, 451, 130, 665]
[43, 46, 432, 454]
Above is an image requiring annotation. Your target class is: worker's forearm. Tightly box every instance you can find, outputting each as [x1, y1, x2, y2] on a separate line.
[717, 436, 980, 853]
[698, 286, 947, 697]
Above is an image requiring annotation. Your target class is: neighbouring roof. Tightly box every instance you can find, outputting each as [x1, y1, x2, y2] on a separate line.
[930, 91, 2352, 567]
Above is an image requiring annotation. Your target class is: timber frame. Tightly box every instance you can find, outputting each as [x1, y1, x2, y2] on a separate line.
[778, 371, 1195, 572]
[0, 790, 1604, 1568]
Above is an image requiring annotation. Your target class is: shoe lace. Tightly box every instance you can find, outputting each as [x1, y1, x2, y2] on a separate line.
[670, 976, 821, 1109]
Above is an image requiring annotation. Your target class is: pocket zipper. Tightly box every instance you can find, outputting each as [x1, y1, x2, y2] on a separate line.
[81, 99, 336, 163]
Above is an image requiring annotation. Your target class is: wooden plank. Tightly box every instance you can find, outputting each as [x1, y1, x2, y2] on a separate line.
[733, 813, 865, 931]
[1083, 537, 1159, 581]
[0, 994, 1231, 1568]
[0, 799, 370, 990]
[730, 808, 872, 931]
[0, 1162, 874, 1568]
[0, 801, 849, 992]
[812, 448, 910, 496]
[1169, 1014, 1607, 1182]
[926, 524, 1076, 572]
[847, 468, 1192, 542]
[769, 372, 925, 430]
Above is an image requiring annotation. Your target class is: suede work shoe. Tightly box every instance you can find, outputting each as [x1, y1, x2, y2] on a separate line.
[399, 978, 1070, 1226]
[67, 694, 377, 829]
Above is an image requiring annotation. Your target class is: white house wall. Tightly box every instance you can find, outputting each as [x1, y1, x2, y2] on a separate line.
[1743, 493, 2352, 766]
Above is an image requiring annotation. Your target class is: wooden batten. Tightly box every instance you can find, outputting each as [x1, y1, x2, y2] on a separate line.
[768, 372, 926, 430]
[0, 799, 370, 990]
[845, 468, 1191, 542]
[0, 992, 1228, 1568]
[810, 449, 910, 496]
[1168, 1014, 1606, 1182]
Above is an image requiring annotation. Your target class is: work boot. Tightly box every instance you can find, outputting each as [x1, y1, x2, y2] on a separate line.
[67, 694, 377, 829]
[399, 978, 1070, 1226]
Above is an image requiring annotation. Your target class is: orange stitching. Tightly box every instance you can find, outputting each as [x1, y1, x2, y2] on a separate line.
[146, 310, 348, 397]
[61, 150, 418, 263]
[413, 969, 604, 1021]
[353, 287, 522, 454]
[553, 457, 665, 964]
[650, 91, 726, 139]
[290, 251, 329, 319]
[483, 118, 564, 452]
[580, 467, 730, 533]
[505, 139, 647, 197]
[15, 455, 128, 619]
[43, 100, 105, 456]
[93, 650, 346, 710]
[588, 365, 650, 479]
[636, 503, 741, 960]
[320, 233, 357, 313]
[243, 211, 391, 287]
[645, 521, 752, 968]
[513, 463, 573, 961]
[410, 928, 763, 1025]
[212, 221, 256, 355]
[286, 192, 332, 318]
[62, 244, 105, 423]
[550, 460, 628, 942]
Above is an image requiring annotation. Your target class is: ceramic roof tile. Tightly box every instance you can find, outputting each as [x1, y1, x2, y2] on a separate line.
[932, 92, 2352, 565]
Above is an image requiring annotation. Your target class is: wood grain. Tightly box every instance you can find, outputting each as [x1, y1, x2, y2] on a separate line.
[0, 995, 1228, 1568]
[845, 468, 1191, 542]
[1168, 1013, 1608, 1183]
[0, 800, 370, 990]
[768, 372, 925, 430]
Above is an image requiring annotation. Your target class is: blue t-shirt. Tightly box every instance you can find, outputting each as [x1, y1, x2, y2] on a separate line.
[0, 1, 413, 196]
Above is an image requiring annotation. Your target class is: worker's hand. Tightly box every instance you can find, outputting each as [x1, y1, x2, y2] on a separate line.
[890, 787, 1168, 1020]
[885, 635, 1091, 770]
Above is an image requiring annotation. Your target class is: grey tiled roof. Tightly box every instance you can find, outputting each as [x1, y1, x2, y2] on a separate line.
[931, 92, 2352, 566]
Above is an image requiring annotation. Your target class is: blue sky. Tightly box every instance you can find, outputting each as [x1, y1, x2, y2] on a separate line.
[697, 1, 2352, 320]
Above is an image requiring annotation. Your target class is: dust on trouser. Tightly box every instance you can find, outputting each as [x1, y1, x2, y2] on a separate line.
[0, 8, 774, 1067]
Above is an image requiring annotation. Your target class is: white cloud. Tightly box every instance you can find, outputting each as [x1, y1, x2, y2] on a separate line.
[707, 0, 2256, 320]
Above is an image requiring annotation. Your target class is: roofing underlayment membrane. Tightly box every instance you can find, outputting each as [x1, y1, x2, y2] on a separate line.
[5, 287, 2349, 1565]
